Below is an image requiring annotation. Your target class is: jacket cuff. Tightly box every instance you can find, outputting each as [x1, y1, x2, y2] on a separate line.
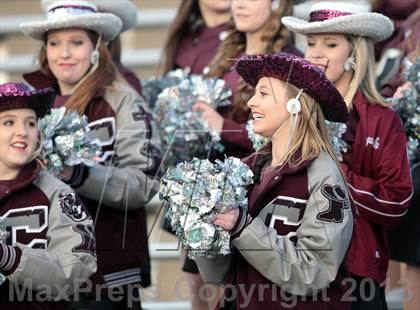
[0, 244, 22, 275]
[67, 164, 89, 188]
[230, 208, 252, 239]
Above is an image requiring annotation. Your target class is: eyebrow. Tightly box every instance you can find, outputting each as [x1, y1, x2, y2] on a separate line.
[0, 114, 36, 121]
[0, 114, 17, 119]
[48, 35, 85, 40]
[259, 85, 270, 91]
[307, 35, 338, 41]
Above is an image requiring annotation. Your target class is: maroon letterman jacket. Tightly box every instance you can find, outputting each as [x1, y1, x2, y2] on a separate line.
[196, 146, 354, 309]
[0, 161, 96, 309]
[23, 70, 162, 289]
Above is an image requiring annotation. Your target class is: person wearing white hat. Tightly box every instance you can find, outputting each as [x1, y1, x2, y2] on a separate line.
[283, 2, 413, 309]
[41, 0, 143, 95]
[20, 1, 162, 309]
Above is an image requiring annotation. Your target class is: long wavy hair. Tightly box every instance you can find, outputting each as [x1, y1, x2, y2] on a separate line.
[206, 0, 293, 123]
[38, 30, 117, 115]
[161, 0, 203, 74]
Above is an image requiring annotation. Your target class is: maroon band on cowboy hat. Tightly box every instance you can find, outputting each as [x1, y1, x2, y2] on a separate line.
[235, 53, 348, 123]
[281, 2, 393, 43]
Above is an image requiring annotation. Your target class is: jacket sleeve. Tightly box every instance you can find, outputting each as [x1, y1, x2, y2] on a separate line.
[231, 154, 353, 296]
[221, 118, 254, 152]
[76, 91, 162, 210]
[343, 111, 413, 227]
[6, 173, 97, 299]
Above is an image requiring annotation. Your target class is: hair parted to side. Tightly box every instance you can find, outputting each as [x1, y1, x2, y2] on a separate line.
[345, 35, 389, 109]
[161, 0, 202, 74]
[38, 30, 117, 115]
[206, 0, 294, 123]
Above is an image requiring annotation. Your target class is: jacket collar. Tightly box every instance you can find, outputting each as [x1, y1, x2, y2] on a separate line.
[0, 161, 41, 200]
[23, 70, 58, 90]
[23, 70, 105, 98]
[245, 142, 312, 176]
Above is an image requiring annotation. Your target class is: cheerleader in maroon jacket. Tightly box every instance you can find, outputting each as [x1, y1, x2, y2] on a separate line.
[41, 0, 143, 95]
[283, 2, 413, 308]
[196, 52, 354, 310]
[0, 82, 96, 310]
[162, 0, 231, 75]
[20, 1, 161, 308]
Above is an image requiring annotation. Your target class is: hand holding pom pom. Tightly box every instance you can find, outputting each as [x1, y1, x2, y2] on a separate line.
[159, 157, 254, 259]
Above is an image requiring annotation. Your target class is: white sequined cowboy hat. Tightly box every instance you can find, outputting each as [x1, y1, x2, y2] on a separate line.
[41, 0, 137, 32]
[281, 2, 394, 42]
[20, 0, 122, 41]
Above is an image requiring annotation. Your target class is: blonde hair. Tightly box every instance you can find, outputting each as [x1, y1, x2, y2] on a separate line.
[345, 36, 389, 109]
[262, 84, 339, 169]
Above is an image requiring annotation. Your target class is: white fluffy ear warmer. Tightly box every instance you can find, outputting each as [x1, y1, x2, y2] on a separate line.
[286, 89, 303, 115]
[90, 50, 100, 66]
[344, 57, 357, 71]
[271, 0, 280, 11]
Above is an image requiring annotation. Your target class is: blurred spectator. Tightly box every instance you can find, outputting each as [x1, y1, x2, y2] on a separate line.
[161, 0, 231, 75]
[371, 0, 419, 60]
[380, 9, 420, 97]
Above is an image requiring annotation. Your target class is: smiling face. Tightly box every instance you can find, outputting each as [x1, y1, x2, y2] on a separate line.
[46, 28, 94, 94]
[231, 0, 272, 33]
[0, 108, 38, 180]
[247, 76, 290, 138]
[305, 33, 353, 85]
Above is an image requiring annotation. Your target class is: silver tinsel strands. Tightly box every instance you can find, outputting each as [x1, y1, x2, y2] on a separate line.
[392, 57, 420, 163]
[0, 224, 8, 286]
[160, 157, 254, 259]
[154, 75, 231, 166]
[141, 68, 190, 111]
[38, 107, 102, 175]
[326, 120, 348, 162]
[246, 120, 268, 150]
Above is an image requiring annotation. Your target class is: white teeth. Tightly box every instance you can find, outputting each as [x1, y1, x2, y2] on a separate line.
[12, 142, 26, 149]
[253, 113, 264, 120]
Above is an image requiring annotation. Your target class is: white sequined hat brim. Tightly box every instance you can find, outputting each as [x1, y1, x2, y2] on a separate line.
[282, 12, 394, 43]
[20, 12, 122, 41]
[41, 0, 137, 32]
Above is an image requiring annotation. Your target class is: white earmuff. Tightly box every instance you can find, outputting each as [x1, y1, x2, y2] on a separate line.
[271, 0, 280, 11]
[286, 89, 303, 115]
[344, 56, 357, 71]
[90, 50, 100, 66]
[286, 98, 301, 114]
